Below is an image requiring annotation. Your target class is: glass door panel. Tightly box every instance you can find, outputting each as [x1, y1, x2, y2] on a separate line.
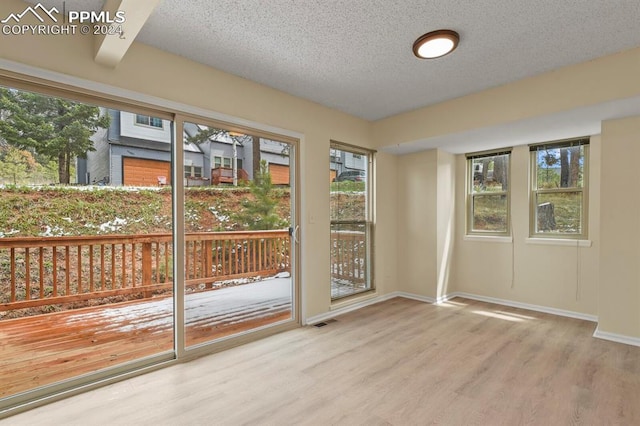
[182, 121, 295, 348]
[0, 86, 175, 403]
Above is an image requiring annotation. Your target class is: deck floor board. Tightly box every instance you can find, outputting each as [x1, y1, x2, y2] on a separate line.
[0, 278, 292, 398]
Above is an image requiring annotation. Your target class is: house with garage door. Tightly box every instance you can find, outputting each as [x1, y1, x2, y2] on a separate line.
[77, 109, 292, 186]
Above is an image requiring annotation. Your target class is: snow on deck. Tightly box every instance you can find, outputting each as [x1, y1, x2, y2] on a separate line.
[65, 277, 293, 334]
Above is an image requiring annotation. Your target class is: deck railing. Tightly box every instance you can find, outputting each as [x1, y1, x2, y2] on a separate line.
[0, 230, 290, 311]
[211, 167, 250, 185]
[330, 229, 367, 284]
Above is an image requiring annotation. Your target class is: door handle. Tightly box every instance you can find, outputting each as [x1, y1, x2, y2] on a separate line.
[289, 225, 300, 244]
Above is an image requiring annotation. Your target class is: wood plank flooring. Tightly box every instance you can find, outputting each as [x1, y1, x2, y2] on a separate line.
[4, 297, 640, 425]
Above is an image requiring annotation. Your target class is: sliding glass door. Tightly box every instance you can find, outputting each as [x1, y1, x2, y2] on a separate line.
[181, 120, 297, 348]
[0, 81, 299, 414]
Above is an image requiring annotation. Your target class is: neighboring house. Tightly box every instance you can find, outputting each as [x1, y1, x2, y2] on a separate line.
[77, 110, 205, 187]
[77, 110, 293, 187]
[329, 148, 367, 182]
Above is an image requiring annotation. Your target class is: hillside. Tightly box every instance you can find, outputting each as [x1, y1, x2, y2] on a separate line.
[0, 186, 290, 238]
[0, 185, 365, 237]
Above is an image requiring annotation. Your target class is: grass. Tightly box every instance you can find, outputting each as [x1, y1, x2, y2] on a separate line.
[330, 181, 365, 192]
[536, 192, 582, 233]
[473, 192, 582, 234]
[0, 186, 294, 237]
[0, 186, 168, 237]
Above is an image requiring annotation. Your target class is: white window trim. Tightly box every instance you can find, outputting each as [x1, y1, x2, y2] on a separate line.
[134, 114, 164, 129]
[466, 149, 512, 237]
[184, 165, 203, 178]
[329, 141, 375, 302]
[464, 235, 513, 243]
[529, 139, 589, 239]
[525, 238, 592, 247]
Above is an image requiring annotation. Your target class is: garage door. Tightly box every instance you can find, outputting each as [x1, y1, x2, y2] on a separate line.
[123, 158, 171, 187]
[269, 163, 290, 185]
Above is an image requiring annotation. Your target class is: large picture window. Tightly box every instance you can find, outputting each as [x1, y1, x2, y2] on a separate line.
[330, 142, 373, 299]
[466, 150, 511, 235]
[530, 138, 589, 238]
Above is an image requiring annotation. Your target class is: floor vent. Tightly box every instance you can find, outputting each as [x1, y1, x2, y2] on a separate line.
[313, 319, 337, 327]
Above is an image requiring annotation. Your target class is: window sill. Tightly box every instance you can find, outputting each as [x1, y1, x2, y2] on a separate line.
[463, 235, 513, 243]
[525, 238, 592, 247]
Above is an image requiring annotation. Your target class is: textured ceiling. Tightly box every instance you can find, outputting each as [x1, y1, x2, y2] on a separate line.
[25, 0, 640, 121]
[133, 0, 640, 121]
[21, 0, 640, 139]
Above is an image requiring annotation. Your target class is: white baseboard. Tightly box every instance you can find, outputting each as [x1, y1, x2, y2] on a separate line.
[593, 327, 640, 347]
[304, 292, 397, 325]
[394, 291, 436, 304]
[303, 290, 640, 348]
[435, 294, 456, 304]
[444, 292, 599, 323]
[304, 291, 437, 325]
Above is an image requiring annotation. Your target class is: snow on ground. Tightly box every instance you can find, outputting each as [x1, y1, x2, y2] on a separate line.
[209, 206, 230, 223]
[65, 277, 292, 333]
[39, 225, 66, 237]
[98, 217, 128, 233]
[0, 229, 20, 238]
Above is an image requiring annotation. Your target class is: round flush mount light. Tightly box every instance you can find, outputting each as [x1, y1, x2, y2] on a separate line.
[413, 29, 460, 59]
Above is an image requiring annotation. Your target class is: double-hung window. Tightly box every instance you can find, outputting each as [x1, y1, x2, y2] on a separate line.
[530, 138, 589, 238]
[466, 149, 511, 235]
[330, 141, 374, 299]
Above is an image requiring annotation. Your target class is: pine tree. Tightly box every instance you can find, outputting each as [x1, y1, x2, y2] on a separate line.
[0, 88, 109, 184]
[0, 146, 37, 185]
[233, 160, 287, 230]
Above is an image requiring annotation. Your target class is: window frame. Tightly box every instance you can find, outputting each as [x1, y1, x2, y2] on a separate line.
[466, 149, 512, 237]
[184, 165, 203, 178]
[329, 140, 375, 301]
[529, 138, 589, 239]
[135, 114, 164, 129]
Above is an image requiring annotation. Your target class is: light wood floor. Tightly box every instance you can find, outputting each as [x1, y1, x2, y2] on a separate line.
[4, 297, 640, 425]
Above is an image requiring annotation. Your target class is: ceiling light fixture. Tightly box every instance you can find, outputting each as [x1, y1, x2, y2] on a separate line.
[413, 29, 460, 59]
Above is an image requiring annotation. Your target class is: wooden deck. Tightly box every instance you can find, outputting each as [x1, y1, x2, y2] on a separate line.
[0, 278, 292, 399]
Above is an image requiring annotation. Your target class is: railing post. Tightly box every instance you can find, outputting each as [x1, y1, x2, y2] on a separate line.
[10, 248, 15, 303]
[204, 241, 213, 288]
[142, 242, 152, 288]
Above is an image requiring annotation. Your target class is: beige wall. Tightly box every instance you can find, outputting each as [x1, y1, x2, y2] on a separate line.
[0, 0, 399, 319]
[453, 143, 600, 315]
[436, 150, 456, 300]
[396, 149, 456, 300]
[372, 47, 640, 147]
[397, 150, 438, 297]
[374, 152, 399, 295]
[600, 117, 640, 337]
